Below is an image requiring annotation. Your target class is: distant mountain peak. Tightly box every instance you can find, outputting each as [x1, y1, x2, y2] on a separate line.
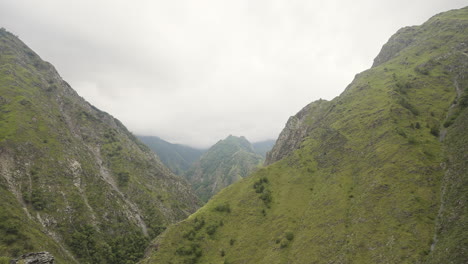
[184, 135, 263, 201]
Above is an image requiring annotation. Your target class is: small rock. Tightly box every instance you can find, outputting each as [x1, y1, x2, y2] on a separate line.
[10, 252, 55, 264]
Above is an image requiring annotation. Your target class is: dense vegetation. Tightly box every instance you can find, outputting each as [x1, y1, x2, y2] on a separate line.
[0, 28, 200, 263]
[142, 7, 468, 264]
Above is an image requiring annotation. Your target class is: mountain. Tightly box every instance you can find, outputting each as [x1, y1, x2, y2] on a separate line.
[184, 135, 263, 202]
[252, 139, 276, 158]
[137, 135, 205, 176]
[141, 7, 468, 264]
[0, 28, 200, 263]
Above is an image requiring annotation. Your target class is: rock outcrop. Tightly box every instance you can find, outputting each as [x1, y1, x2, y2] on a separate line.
[265, 99, 330, 165]
[10, 252, 54, 264]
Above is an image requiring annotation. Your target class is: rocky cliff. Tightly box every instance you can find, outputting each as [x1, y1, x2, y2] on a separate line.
[10, 252, 55, 264]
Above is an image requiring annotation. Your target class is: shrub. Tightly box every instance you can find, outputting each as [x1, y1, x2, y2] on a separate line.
[408, 137, 418, 144]
[183, 230, 196, 241]
[459, 92, 468, 108]
[117, 172, 130, 187]
[285, 232, 294, 241]
[397, 97, 419, 116]
[255, 184, 264, 193]
[176, 243, 202, 258]
[176, 246, 194, 256]
[193, 217, 205, 231]
[206, 225, 217, 236]
[260, 190, 272, 205]
[31, 189, 45, 210]
[214, 203, 231, 213]
[280, 240, 289, 248]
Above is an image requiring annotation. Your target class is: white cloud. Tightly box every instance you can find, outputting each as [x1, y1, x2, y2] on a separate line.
[0, 0, 466, 147]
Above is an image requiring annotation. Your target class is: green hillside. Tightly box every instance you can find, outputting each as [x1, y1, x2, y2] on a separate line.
[137, 135, 205, 176]
[0, 28, 200, 263]
[141, 7, 468, 264]
[185, 135, 263, 202]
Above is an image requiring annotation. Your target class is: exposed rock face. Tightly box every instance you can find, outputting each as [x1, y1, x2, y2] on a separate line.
[10, 252, 54, 264]
[265, 99, 330, 165]
[372, 26, 417, 67]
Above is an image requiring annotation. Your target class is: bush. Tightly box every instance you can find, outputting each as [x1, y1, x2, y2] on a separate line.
[117, 172, 130, 187]
[459, 92, 468, 108]
[280, 240, 289, 248]
[397, 97, 419, 116]
[31, 189, 45, 210]
[285, 232, 294, 241]
[206, 225, 218, 236]
[260, 190, 272, 205]
[176, 243, 202, 260]
[183, 230, 196, 241]
[193, 217, 205, 231]
[214, 203, 231, 213]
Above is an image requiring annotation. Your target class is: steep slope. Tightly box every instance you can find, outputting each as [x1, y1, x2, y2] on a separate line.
[185, 135, 263, 202]
[0, 28, 200, 263]
[252, 139, 276, 158]
[137, 135, 205, 176]
[141, 7, 468, 264]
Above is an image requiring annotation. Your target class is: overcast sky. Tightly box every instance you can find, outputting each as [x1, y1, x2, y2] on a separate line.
[0, 1, 466, 148]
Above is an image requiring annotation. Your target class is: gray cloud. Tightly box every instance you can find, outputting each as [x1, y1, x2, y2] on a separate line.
[0, 0, 466, 147]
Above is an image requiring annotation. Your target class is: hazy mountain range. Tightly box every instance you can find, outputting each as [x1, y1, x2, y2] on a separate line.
[138, 135, 275, 202]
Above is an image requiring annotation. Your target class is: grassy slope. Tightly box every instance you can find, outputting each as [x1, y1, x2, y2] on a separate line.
[0, 28, 200, 263]
[142, 7, 468, 264]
